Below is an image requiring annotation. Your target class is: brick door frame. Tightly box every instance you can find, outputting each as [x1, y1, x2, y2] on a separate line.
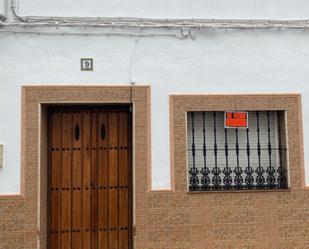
[20, 85, 151, 249]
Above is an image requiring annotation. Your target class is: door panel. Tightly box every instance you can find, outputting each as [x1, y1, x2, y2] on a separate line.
[108, 112, 119, 249]
[98, 112, 109, 249]
[91, 112, 99, 249]
[72, 112, 82, 249]
[118, 112, 129, 249]
[50, 112, 62, 249]
[83, 111, 92, 249]
[48, 107, 132, 249]
[61, 112, 72, 249]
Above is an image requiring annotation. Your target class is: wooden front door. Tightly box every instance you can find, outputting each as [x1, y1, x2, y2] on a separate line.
[48, 106, 132, 249]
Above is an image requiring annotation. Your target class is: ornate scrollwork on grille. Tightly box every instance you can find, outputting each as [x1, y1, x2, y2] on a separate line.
[245, 128, 254, 189]
[223, 128, 232, 189]
[201, 112, 211, 190]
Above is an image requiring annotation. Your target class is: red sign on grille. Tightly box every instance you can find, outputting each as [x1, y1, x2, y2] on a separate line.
[225, 111, 248, 128]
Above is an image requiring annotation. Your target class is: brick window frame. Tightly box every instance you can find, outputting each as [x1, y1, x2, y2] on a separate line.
[169, 94, 305, 192]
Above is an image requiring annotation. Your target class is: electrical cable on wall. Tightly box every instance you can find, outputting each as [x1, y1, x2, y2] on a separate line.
[0, 29, 188, 38]
[129, 28, 142, 85]
[3, 1, 309, 31]
[3, 18, 309, 29]
[128, 28, 142, 107]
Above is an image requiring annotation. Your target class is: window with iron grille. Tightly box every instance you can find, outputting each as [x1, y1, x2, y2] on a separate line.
[187, 111, 288, 191]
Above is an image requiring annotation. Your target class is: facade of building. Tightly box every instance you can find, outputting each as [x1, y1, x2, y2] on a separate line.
[1, 0, 309, 248]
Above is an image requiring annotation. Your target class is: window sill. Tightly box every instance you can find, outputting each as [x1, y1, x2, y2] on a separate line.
[187, 188, 291, 194]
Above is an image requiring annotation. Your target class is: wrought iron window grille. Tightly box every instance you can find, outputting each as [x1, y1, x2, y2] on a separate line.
[187, 111, 288, 191]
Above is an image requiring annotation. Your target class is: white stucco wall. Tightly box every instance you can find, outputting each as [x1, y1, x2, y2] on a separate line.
[1, 0, 309, 194]
[18, 0, 309, 19]
[0, 0, 5, 16]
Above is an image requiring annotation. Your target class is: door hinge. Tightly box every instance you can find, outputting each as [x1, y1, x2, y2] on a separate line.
[129, 106, 133, 112]
[133, 226, 136, 237]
